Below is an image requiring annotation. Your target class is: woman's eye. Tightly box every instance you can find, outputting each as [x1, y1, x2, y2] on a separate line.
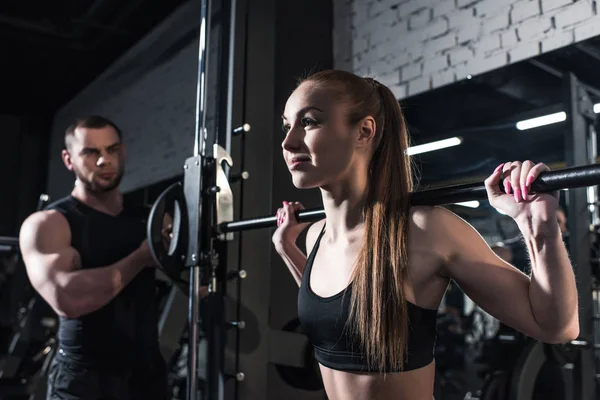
[301, 117, 317, 127]
[282, 124, 290, 133]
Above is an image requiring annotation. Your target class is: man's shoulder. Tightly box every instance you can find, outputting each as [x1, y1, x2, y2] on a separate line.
[21, 209, 70, 236]
[44, 195, 78, 214]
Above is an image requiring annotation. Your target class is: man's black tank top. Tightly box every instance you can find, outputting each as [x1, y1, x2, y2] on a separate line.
[46, 195, 159, 366]
[298, 224, 438, 373]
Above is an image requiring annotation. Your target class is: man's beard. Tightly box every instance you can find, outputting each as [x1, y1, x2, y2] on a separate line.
[75, 168, 124, 194]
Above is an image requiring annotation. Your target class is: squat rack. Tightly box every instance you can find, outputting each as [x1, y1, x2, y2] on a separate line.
[145, 1, 600, 399]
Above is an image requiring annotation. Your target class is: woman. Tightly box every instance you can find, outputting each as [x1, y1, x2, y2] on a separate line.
[272, 69, 579, 400]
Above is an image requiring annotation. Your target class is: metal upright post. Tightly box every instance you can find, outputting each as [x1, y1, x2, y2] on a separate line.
[564, 72, 598, 400]
[186, 0, 211, 398]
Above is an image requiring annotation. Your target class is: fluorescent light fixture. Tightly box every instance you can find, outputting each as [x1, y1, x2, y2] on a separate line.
[594, 103, 600, 113]
[454, 201, 480, 208]
[407, 137, 463, 156]
[516, 112, 567, 131]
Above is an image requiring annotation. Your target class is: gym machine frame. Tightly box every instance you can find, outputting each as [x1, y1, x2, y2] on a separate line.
[146, 1, 600, 399]
[497, 73, 600, 400]
[561, 72, 598, 400]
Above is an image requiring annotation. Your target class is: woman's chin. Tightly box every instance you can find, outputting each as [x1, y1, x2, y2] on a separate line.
[291, 174, 320, 189]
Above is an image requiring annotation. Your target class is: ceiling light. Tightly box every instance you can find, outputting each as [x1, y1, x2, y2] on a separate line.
[516, 112, 567, 131]
[594, 103, 599, 113]
[407, 137, 463, 156]
[454, 201, 480, 208]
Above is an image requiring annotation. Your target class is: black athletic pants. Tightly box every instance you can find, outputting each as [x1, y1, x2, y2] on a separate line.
[45, 349, 168, 400]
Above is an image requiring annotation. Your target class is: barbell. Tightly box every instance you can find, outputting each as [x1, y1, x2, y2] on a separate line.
[147, 163, 600, 288]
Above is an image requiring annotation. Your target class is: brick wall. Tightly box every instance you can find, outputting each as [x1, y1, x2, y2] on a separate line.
[45, 1, 221, 200]
[334, 0, 600, 99]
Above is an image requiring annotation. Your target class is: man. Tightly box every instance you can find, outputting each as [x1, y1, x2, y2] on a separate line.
[19, 116, 168, 400]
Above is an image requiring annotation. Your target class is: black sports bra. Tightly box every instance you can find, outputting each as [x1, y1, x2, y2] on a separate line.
[297, 224, 438, 373]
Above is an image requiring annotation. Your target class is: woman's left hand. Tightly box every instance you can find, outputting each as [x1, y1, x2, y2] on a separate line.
[484, 161, 559, 222]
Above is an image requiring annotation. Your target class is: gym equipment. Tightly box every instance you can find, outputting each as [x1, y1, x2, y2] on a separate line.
[220, 163, 600, 234]
[271, 318, 323, 392]
[150, 162, 600, 290]
[146, 2, 600, 399]
[0, 236, 19, 255]
[464, 72, 600, 400]
[0, 194, 56, 399]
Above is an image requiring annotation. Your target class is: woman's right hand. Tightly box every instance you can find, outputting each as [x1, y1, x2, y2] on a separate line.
[272, 201, 310, 248]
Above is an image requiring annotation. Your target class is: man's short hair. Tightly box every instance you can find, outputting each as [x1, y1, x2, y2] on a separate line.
[64, 116, 123, 150]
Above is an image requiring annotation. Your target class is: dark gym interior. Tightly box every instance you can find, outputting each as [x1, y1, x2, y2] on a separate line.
[0, 0, 599, 399]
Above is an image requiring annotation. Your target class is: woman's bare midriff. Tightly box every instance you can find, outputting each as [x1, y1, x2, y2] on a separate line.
[319, 361, 436, 400]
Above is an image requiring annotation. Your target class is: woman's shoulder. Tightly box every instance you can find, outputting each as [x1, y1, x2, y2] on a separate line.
[408, 205, 467, 240]
[305, 218, 326, 253]
[409, 205, 446, 227]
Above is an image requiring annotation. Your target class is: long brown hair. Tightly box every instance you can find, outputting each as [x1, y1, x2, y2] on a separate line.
[301, 69, 414, 372]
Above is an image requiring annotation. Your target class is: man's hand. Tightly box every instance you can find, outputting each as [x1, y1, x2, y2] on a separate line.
[137, 239, 159, 268]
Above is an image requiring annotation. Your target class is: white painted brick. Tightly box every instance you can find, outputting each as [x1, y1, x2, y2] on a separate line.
[501, 29, 519, 48]
[353, 35, 369, 55]
[389, 83, 408, 99]
[465, 52, 508, 76]
[517, 18, 552, 39]
[482, 13, 510, 34]
[509, 40, 540, 63]
[369, 0, 394, 18]
[434, 0, 456, 17]
[357, 46, 379, 66]
[402, 62, 423, 81]
[363, 8, 398, 35]
[457, 0, 479, 8]
[368, 59, 394, 76]
[424, 33, 457, 55]
[511, 0, 541, 23]
[397, 0, 428, 17]
[373, 69, 402, 88]
[408, 75, 432, 96]
[409, 8, 432, 30]
[381, 48, 416, 69]
[447, 8, 476, 28]
[336, 0, 597, 92]
[476, 0, 511, 18]
[541, 28, 574, 52]
[456, 0, 477, 8]
[354, 65, 371, 77]
[574, 15, 600, 42]
[423, 54, 449, 75]
[396, 29, 427, 53]
[453, 61, 471, 80]
[352, 53, 369, 74]
[541, 0, 574, 13]
[370, 19, 406, 47]
[423, 17, 449, 39]
[449, 46, 474, 65]
[553, 1, 594, 28]
[432, 68, 456, 88]
[352, 1, 369, 27]
[457, 23, 481, 43]
[369, 40, 398, 62]
[476, 34, 502, 55]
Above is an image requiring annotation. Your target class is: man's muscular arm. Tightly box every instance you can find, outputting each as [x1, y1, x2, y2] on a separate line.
[19, 210, 156, 319]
